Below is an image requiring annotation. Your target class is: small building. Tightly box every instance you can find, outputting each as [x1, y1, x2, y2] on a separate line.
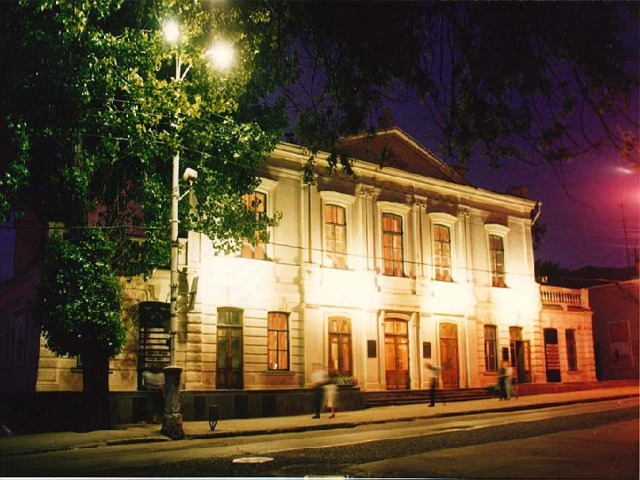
[589, 278, 639, 381]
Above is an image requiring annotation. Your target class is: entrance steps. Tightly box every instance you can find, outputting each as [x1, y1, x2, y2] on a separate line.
[364, 387, 495, 407]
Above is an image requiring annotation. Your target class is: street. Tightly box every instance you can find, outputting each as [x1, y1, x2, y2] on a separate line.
[0, 397, 637, 478]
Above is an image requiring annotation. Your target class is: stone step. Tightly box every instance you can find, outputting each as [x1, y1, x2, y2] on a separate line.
[364, 388, 495, 407]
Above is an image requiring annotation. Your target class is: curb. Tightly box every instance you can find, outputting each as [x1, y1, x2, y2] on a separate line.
[2, 392, 637, 456]
[185, 392, 639, 440]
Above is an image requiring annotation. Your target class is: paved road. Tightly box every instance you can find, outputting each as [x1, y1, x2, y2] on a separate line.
[1, 396, 637, 478]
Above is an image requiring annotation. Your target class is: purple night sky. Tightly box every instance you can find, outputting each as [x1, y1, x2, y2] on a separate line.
[390, 109, 640, 270]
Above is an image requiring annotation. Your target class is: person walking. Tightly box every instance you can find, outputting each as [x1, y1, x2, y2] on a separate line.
[427, 363, 441, 407]
[324, 379, 337, 418]
[142, 370, 165, 423]
[498, 361, 509, 400]
[310, 363, 328, 418]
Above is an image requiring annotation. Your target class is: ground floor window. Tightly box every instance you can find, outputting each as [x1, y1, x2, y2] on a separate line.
[484, 325, 498, 372]
[268, 312, 289, 370]
[329, 317, 352, 377]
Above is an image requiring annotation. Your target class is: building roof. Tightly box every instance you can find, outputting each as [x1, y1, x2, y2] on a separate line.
[336, 127, 468, 185]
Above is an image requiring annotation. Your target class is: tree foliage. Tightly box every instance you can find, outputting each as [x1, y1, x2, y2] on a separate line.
[37, 230, 125, 359]
[276, 1, 639, 169]
[0, 0, 291, 430]
[0, 0, 287, 275]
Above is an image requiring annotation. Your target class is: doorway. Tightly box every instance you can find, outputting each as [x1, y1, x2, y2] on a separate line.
[384, 318, 409, 389]
[216, 308, 243, 389]
[510, 326, 532, 383]
[439, 322, 459, 388]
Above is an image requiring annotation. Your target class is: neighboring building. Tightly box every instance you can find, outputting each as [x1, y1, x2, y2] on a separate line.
[589, 278, 639, 381]
[4, 128, 597, 423]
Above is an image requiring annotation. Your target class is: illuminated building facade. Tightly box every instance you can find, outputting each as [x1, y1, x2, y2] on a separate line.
[32, 128, 596, 412]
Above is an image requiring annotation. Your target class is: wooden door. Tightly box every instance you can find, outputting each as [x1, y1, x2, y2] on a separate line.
[439, 323, 459, 388]
[216, 309, 243, 389]
[384, 319, 409, 389]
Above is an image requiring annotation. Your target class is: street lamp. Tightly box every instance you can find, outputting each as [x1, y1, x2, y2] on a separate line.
[161, 19, 234, 440]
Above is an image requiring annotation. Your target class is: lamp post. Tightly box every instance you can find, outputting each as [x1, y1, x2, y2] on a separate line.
[160, 19, 234, 440]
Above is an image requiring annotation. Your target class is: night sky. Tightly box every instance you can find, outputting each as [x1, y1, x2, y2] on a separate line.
[386, 99, 640, 270]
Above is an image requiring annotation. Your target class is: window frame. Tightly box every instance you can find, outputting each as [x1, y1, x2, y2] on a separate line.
[428, 212, 458, 282]
[433, 223, 452, 282]
[328, 316, 353, 377]
[324, 204, 347, 269]
[240, 178, 277, 260]
[484, 223, 510, 288]
[267, 311, 289, 371]
[240, 191, 267, 260]
[319, 190, 355, 269]
[488, 234, 506, 287]
[382, 212, 404, 277]
[484, 325, 498, 372]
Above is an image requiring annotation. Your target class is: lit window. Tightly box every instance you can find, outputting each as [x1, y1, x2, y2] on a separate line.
[489, 234, 506, 287]
[382, 213, 404, 276]
[565, 329, 577, 371]
[325, 204, 347, 269]
[484, 325, 498, 372]
[433, 224, 452, 281]
[328, 317, 352, 376]
[241, 191, 266, 259]
[268, 312, 289, 370]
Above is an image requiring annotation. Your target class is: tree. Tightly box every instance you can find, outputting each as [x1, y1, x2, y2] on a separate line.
[0, 0, 289, 430]
[37, 230, 125, 430]
[276, 1, 638, 169]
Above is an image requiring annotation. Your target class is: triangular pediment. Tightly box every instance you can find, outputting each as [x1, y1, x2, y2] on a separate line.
[337, 127, 467, 185]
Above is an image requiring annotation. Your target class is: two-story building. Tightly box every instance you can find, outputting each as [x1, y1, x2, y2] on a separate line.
[22, 128, 596, 423]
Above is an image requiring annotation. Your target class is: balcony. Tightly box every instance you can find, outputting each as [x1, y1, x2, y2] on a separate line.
[540, 285, 589, 311]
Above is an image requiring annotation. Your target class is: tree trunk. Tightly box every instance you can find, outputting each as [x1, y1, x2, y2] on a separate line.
[80, 349, 111, 431]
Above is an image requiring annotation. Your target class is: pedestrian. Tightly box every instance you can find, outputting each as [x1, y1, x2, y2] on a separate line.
[427, 363, 441, 407]
[510, 368, 519, 399]
[504, 363, 513, 400]
[498, 361, 509, 401]
[142, 370, 165, 423]
[324, 378, 337, 418]
[310, 363, 328, 418]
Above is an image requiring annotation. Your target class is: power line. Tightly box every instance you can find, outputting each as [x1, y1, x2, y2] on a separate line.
[1, 222, 561, 280]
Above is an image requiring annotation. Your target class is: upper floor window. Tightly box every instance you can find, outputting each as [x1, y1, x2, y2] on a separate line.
[382, 213, 404, 276]
[241, 191, 266, 259]
[267, 312, 289, 371]
[565, 329, 577, 371]
[433, 224, 452, 282]
[489, 234, 506, 287]
[324, 204, 347, 269]
[484, 325, 498, 372]
[485, 223, 510, 288]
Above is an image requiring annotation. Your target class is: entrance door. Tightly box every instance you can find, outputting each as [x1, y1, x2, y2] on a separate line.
[216, 309, 243, 389]
[384, 318, 409, 389]
[439, 323, 459, 388]
[510, 340, 532, 383]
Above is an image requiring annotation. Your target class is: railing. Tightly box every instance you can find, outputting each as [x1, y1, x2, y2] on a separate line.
[540, 285, 587, 309]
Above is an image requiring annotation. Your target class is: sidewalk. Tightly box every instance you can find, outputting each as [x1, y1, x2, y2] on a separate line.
[1, 385, 637, 457]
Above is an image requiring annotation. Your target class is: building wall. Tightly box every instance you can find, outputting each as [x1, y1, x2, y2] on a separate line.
[31, 132, 596, 395]
[589, 279, 639, 381]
